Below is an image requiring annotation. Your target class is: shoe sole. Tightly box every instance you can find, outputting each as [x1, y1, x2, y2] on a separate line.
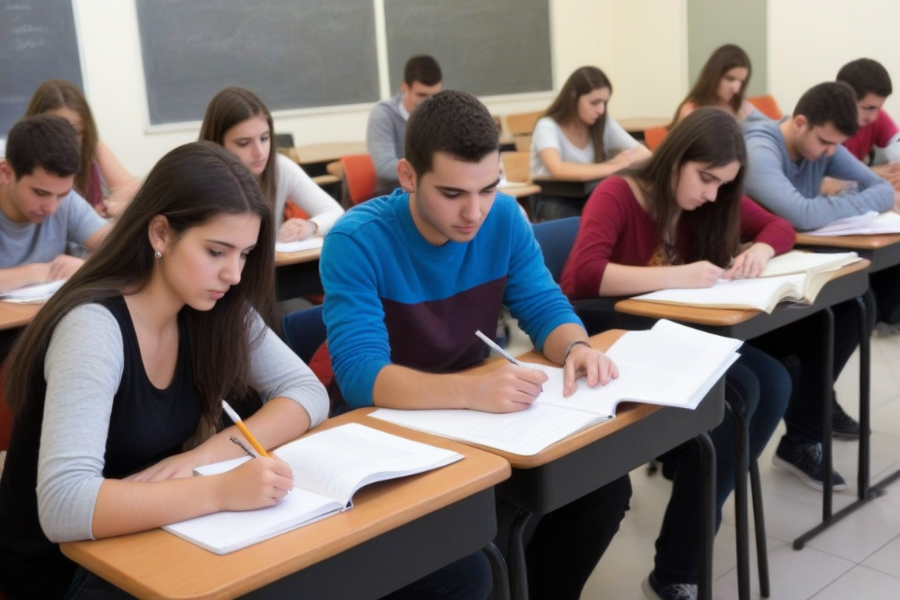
[832, 430, 861, 441]
[773, 455, 848, 492]
[641, 577, 663, 600]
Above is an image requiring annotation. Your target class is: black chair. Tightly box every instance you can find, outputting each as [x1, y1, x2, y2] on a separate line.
[274, 132, 295, 149]
[531, 216, 580, 282]
[281, 304, 326, 364]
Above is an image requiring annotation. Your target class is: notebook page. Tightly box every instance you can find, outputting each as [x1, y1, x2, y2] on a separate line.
[275, 237, 325, 253]
[369, 403, 605, 456]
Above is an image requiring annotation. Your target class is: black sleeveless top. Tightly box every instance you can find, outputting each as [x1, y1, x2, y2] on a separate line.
[0, 296, 200, 598]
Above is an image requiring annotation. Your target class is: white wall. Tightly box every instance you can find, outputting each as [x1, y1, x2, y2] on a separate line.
[768, 0, 900, 119]
[73, 0, 687, 176]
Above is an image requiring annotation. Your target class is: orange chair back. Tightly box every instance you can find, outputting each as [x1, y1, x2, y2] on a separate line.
[340, 154, 377, 206]
[644, 126, 669, 151]
[748, 95, 783, 120]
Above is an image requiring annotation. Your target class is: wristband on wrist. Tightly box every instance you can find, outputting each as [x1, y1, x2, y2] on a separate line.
[564, 340, 591, 363]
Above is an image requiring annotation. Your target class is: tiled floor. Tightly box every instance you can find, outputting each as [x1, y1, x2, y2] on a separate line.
[503, 322, 900, 599]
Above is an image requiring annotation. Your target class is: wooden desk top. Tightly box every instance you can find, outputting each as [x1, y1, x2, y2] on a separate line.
[614, 260, 871, 326]
[61, 412, 509, 600]
[274, 246, 322, 267]
[616, 117, 670, 132]
[499, 183, 542, 199]
[532, 172, 600, 184]
[292, 142, 368, 166]
[0, 301, 41, 331]
[795, 232, 900, 250]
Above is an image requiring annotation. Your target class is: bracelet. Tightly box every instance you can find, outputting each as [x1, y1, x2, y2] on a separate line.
[564, 340, 591, 363]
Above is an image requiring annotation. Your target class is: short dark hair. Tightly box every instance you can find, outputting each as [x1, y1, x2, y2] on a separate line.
[5, 114, 80, 179]
[837, 58, 892, 99]
[793, 82, 859, 136]
[405, 90, 499, 178]
[404, 55, 442, 87]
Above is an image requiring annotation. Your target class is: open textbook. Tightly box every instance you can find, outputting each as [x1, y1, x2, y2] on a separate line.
[370, 320, 740, 456]
[807, 211, 900, 236]
[163, 423, 461, 554]
[0, 279, 66, 303]
[630, 251, 860, 313]
[275, 237, 325, 253]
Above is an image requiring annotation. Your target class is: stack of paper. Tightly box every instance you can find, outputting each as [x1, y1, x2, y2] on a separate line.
[807, 211, 900, 236]
[0, 280, 66, 303]
[370, 320, 739, 456]
[275, 237, 325, 253]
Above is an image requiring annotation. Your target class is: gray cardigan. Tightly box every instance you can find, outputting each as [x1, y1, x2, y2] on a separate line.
[366, 93, 407, 195]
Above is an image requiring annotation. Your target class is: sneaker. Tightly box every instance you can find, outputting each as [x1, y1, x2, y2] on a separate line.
[832, 397, 860, 440]
[773, 438, 848, 491]
[642, 573, 697, 600]
[874, 321, 900, 337]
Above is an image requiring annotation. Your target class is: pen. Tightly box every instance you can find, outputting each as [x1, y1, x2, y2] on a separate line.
[230, 435, 257, 458]
[475, 329, 524, 366]
[222, 400, 270, 458]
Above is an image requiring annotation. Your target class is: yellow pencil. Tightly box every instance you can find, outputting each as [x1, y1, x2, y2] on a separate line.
[222, 400, 270, 458]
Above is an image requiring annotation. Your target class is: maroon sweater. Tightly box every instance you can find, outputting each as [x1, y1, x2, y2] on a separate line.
[560, 176, 796, 300]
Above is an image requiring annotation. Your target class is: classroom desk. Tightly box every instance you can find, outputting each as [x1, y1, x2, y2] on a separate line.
[412, 330, 725, 600]
[61, 411, 511, 600]
[0, 301, 41, 362]
[617, 117, 670, 141]
[291, 141, 368, 177]
[615, 261, 871, 599]
[499, 183, 542, 199]
[531, 173, 601, 199]
[795, 232, 900, 273]
[274, 247, 323, 301]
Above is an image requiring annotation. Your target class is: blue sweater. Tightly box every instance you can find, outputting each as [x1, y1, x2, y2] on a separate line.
[321, 190, 581, 408]
[744, 119, 893, 231]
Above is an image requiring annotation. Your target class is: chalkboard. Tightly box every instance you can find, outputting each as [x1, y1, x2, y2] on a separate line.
[0, 0, 84, 135]
[135, 0, 379, 126]
[384, 0, 552, 98]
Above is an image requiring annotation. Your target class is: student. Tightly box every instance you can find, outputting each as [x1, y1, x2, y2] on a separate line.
[744, 81, 900, 469]
[367, 55, 443, 197]
[561, 108, 793, 600]
[530, 66, 650, 221]
[322, 90, 630, 600]
[0, 115, 110, 294]
[199, 87, 344, 243]
[671, 44, 764, 125]
[836, 58, 900, 186]
[25, 79, 138, 218]
[0, 142, 329, 598]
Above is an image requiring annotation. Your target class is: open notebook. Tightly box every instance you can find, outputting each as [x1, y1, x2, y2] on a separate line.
[630, 251, 860, 313]
[807, 211, 900, 236]
[275, 237, 325, 253]
[0, 280, 65, 303]
[370, 320, 740, 456]
[162, 423, 461, 554]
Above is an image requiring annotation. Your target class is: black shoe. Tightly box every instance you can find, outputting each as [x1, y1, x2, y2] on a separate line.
[642, 572, 697, 600]
[832, 398, 860, 440]
[773, 438, 847, 491]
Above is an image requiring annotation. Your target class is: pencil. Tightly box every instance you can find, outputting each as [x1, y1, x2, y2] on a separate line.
[222, 400, 270, 458]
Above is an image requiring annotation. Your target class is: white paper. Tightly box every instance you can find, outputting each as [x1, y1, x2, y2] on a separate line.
[633, 273, 806, 312]
[275, 237, 325, 253]
[807, 211, 900, 236]
[0, 279, 65, 303]
[760, 251, 859, 278]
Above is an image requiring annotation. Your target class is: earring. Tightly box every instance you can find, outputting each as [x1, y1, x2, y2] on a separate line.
[154, 250, 162, 259]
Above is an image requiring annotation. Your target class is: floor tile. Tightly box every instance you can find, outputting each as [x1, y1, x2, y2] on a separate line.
[862, 532, 900, 579]
[811, 565, 900, 600]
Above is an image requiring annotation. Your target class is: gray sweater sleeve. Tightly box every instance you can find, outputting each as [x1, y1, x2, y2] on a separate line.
[366, 102, 401, 186]
[38, 303, 124, 542]
[246, 312, 329, 428]
[745, 135, 895, 231]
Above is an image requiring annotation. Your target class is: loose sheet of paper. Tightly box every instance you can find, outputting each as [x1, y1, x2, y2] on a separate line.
[275, 237, 325, 253]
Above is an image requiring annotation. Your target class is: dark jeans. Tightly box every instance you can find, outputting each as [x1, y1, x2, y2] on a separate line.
[382, 551, 492, 600]
[653, 345, 791, 586]
[533, 195, 585, 222]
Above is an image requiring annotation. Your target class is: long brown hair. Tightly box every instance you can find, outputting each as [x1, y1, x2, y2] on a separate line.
[25, 79, 100, 202]
[625, 107, 745, 267]
[544, 66, 613, 162]
[5, 142, 276, 443]
[673, 44, 752, 125]
[199, 87, 278, 208]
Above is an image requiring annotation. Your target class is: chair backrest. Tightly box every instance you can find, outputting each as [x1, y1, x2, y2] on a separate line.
[748, 94, 784, 120]
[505, 111, 543, 136]
[274, 132, 295, 148]
[514, 134, 532, 153]
[340, 154, 377, 206]
[501, 151, 531, 184]
[281, 305, 327, 365]
[531, 216, 580, 282]
[644, 126, 669, 151]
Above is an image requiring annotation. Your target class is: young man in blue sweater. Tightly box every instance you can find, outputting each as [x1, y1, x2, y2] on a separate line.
[322, 90, 630, 600]
[744, 82, 900, 486]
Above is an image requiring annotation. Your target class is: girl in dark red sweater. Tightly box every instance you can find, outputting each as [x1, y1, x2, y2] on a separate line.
[562, 108, 794, 600]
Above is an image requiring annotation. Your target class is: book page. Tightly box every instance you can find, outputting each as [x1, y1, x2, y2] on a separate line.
[633, 273, 806, 312]
[0, 279, 65, 303]
[807, 211, 900, 236]
[369, 403, 606, 456]
[760, 251, 859, 278]
[275, 237, 325, 253]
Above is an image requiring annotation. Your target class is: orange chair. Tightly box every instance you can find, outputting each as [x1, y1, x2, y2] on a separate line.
[339, 154, 377, 206]
[748, 95, 784, 120]
[644, 126, 669, 151]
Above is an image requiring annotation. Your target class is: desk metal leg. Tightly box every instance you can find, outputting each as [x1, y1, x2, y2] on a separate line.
[726, 397, 751, 600]
[483, 543, 511, 600]
[750, 461, 770, 598]
[507, 508, 533, 600]
[696, 432, 716, 600]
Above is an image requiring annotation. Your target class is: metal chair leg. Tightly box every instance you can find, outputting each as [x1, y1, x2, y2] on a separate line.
[750, 460, 770, 597]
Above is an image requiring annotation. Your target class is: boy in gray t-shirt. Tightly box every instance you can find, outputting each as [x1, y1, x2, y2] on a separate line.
[0, 115, 109, 293]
